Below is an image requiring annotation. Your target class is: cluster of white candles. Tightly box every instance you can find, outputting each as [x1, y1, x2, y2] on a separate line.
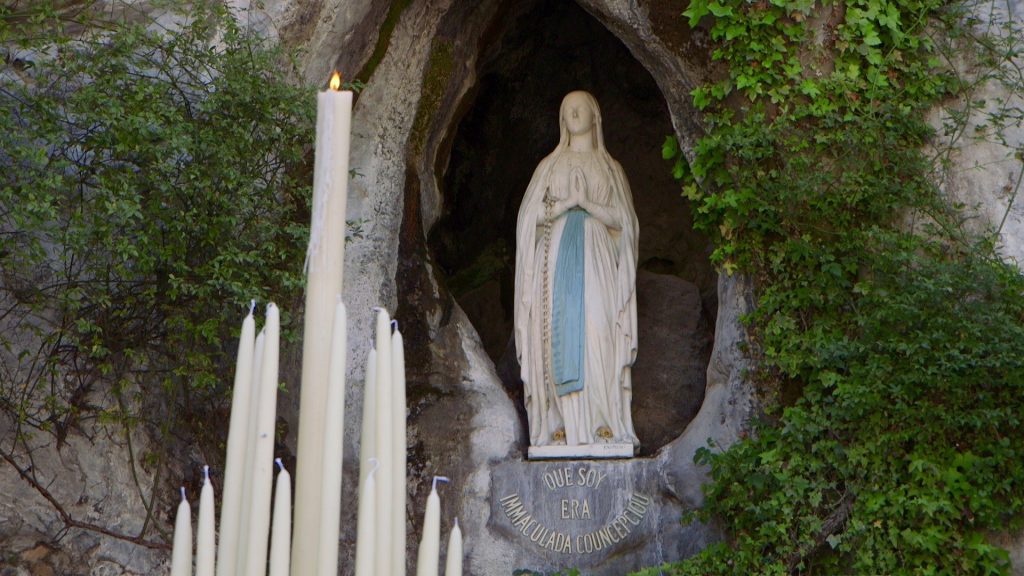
[167, 73, 463, 575]
[170, 300, 287, 576]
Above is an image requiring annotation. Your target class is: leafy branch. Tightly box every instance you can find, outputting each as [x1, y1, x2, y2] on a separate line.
[1, 0, 316, 552]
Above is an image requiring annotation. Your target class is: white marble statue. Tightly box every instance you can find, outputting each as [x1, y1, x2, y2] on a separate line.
[514, 91, 639, 455]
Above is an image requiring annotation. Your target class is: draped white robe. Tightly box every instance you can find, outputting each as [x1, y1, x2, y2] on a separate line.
[513, 93, 639, 448]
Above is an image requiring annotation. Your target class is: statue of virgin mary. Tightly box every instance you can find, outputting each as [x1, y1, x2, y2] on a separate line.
[514, 91, 639, 452]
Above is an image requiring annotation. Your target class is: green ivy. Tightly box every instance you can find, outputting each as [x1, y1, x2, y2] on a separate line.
[644, 0, 1024, 573]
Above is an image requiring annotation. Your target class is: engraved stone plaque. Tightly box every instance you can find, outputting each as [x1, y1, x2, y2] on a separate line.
[487, 458, 713, 575]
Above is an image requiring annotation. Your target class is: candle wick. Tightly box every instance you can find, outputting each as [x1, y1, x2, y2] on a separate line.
[249, 299, 256, 315]
[275, 458, 284, 472]
[203, 465, 210, 482]
[391, 319, 398, 332]
[432, 476, 450, 491]
[267, 302, 277, 313]
[180, 486, 186, 501]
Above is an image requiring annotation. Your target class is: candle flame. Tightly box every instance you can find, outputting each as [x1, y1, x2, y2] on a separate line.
[329, 71, 342, 91]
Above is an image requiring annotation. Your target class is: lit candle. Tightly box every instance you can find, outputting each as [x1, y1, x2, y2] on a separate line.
[444, 519, 462, 576]
[292, 71, 353, 576]
[415, 477, 448, 576]
[171, 487, 192, 576]
[373, 308, 394, 576]
[196, 466, 216, 576]
[244, 303, 280, 576]
[269, 459, 292, 576]
[354, 458, 378, 576]
[236, 329, 266, 574]
[317, 299, 348, 576]
[217, 304, 255, 576]
[391, 323, 408, 576]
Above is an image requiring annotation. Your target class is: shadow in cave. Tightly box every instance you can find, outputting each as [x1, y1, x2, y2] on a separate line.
[429, 0, 717, 456]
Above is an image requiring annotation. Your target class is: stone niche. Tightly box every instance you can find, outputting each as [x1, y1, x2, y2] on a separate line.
[429, 0, 717, 457]
[388, 1, 741, 573]
[312, 0, 759, 573]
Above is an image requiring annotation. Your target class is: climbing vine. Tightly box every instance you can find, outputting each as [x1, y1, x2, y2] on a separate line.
[644, 0, 1024, 573]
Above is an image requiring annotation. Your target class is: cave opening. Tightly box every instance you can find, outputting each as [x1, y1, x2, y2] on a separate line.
[429, 0, 717, 455]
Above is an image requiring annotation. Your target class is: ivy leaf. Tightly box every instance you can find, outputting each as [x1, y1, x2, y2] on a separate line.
[799, 79, 821, 98]
[708, 2, 734, 17]
[662, 135, 680, 160]
[725, 23, 746, 41]
[861, 22, 882, 46]
[682, 0, 710, 26]
[692, 85, 712, 110]
[672, 157, 689, 180]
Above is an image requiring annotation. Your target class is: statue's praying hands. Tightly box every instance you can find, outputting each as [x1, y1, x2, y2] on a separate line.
[546, 167, 587, 220]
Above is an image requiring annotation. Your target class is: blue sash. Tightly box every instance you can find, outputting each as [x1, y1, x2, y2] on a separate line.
[552, 208, 586, 396]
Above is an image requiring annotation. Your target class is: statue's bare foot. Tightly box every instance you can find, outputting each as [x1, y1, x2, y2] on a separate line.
[552, 429, 567, 445]
[596, 426, 614, 441]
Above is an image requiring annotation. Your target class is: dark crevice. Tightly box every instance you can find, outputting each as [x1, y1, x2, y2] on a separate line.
[424, 0, 717, 455]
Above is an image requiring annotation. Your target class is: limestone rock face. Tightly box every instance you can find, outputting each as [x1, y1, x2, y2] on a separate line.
[928, 0, 1024, 266]
[4, 0, 1020, 574]
[0, 409, 166, 575]
[312, 0, 748, 572]
[284, 0, 741, 572]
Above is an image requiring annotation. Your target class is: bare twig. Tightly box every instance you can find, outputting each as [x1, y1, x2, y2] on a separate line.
[0, 448, 170, 550]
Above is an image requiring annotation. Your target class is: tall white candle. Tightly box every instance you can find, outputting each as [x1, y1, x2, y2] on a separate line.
[354, 458, 378, 576]
[196, 467, 216, 576]
[415, 477, 448, 576]
[244, 303, 280, 576]
[444, 519, 462, 576]
[217, 305, 255, 576]
[373, 308, 394, 576]
[236, 330, 266, 575]
[171, 487, 192, 576]
[358, 347, 377, 484]
[292, 72, 353, 576]
[392, 326, 408, 576]
[269, 459, 292, 576]
[355, 348, 376, 574]
[317, 299, 348, 576]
